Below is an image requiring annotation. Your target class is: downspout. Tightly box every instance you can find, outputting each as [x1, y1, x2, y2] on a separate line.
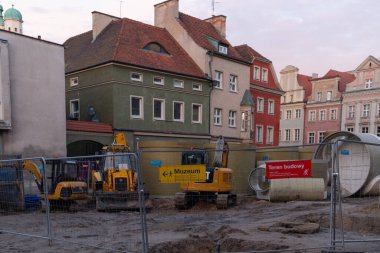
[208, 51, 214, 139]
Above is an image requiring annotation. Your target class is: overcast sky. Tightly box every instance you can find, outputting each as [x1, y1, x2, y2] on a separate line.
[4, 0, 380, 77]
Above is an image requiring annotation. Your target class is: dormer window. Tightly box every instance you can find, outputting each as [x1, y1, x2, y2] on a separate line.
[365, 78, 373, 89]
[218, 44, 228, 54]
[143, 42, 169, 55]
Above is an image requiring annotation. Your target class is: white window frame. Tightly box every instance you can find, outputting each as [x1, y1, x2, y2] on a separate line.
[153, 98, 165, 121]
[295, 109, 301, 119]
[241, 112, 247, 131]
[319, 110, 326, 121]
[256, 125, 263, 143]
[362, 104, 370, 117]
[153, 76, 164, 85]
[173, 101, 184, 122]
[330, 108, 337, 120]
[286, 110, 292, 120]
[266, 126, 274, 144]
[327, 91, 332, 101]
[229, 74, 238, 92]
[318, 131, 326, 143]
[308, 132, 315, 144]
[262, 68, 268, 82]
[253, 66, 260, 80]
[173, 79, 184, 88]
[346, 127, 354, 132]
[214, 108, 222, 126]
[192, 103, 202, 124]
[228, 110, 236, 128]
[192, 82, 202, 91]
[317, 92, 322, 102]
[361, 126, 369, 133]
[70, 77, 79, 87]
[365, 78, 373, 89]
[294, 129, 300, 141]
[130, 96, 143, 119]
[348, 105, 355, 119]
[257, 97, 264, 113]
[131, 72, 143, 82]
[309, 110, 316, 121]
[214, 71, 223, 89]
[285, 129, 291, 141]
[377, 126, 380, 137]
[218, 44, 228, 54]
[69, 99, 80, 120]
[268, 100, 274, 114]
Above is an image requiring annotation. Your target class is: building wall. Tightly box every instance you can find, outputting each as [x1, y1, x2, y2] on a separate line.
[0, 31, 66, 157]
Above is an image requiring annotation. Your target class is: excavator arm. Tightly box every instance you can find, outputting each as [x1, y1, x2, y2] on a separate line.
[22, 160, 43, 192]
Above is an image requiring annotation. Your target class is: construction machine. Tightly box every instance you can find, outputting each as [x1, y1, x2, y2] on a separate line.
[91, 133, 150, 211]
[175, 136, 237, 209]
[23, 160, 88, 208]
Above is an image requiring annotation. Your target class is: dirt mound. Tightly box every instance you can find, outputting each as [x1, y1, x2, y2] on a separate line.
[258, 222, 320, 234]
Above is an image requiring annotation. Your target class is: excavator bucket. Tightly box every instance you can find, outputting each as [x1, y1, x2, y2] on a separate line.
[95, 191, 151, 211]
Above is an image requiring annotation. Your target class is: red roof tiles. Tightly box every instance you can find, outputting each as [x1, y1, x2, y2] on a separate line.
[322, 69, 355, 92]
[178, 12, 247, 63]
[66, 120, 113, 133]
[64, 18, 205, 78]
[234, 44, 270, 63]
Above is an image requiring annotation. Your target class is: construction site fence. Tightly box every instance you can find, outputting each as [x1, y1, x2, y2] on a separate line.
[1, 140, 380, 252]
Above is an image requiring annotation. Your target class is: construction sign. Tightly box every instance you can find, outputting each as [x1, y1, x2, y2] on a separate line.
[265, 160, 312, 179]
[159, 164, 206, 183]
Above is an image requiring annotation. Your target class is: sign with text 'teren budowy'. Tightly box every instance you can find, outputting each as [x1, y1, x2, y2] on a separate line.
[265, 160, 312, 179]
[159, 164, 206, 183]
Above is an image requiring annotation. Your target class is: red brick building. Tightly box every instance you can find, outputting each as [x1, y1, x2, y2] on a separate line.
[236, 45, 284, 146]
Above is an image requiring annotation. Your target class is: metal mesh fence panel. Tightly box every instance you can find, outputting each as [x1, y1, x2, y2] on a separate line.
[139, 144, 333, 253]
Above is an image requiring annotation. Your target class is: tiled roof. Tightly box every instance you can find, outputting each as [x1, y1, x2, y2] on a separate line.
[66, 120, 113, 133]
[234, 44, 270, 63]
[297, 74, 312, 102]
[178, 12, 247, 63]
[322, 69, 355, 92]
[64, 18, 206, 78]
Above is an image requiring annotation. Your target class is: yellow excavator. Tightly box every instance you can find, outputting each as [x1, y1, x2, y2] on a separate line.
[23, 160, 88, 208]
[92, 133, 150, 211]
[175, 136, 237, 209]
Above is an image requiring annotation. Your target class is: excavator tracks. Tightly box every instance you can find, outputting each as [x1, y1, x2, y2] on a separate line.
[216, 193, 237, 209]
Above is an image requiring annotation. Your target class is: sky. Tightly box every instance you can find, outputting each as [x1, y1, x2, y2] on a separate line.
[4, 0, 380, 77]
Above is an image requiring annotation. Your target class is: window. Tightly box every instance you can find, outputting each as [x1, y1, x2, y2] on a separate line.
[262, 68, 268, 82]
[192, 104, 202, 123]
[173, 101, 184, 122]
[346, 127, 354, 132]
[143, 42, 169, 55]
[241, 112, 247, 131]
[131, 72, 143, 82]
[362, 126, 369, 133]
[256, 125, 263, 143]
[290, 94, 293, 102]
[228, 110, 236, 127]
[330, 109, 337, 120]
[268, 100, 274, 114]
[280, 110, 282, 120]
[285, 129, 291, 141]
[229, 75, 238, 92]
[348, 105, 355, 119]
[218, 44, 228, 54]
[327, 91, 332, 101]
[362, 104, 370, 117]
[214, 108, 222, 125]
[309, 111, 316, 121]
[365, 79, 373, 89]
[308, 132, 315, 144]
[153, 99, 165, 120]
[253, 66, 260, 80]
[377, 126, 380, 137]
[173, 79, 184, 88]
[286, 110, 292, 119]
[294, 129, 300, 141]
[257, 98, 264, 112]
[192, 82, 202, 91]
[267, 127, 274, 144]
[320, 110, 326, 121]
[378, 103, 380, 116]
[295, 109, 301, 119]
[317, 92, 322, 102]
[214, 71, 223, 89]
[69, 99, 79, 120]
[153, 76, 164, 85]
[131, 96, 143, 119]
[279, 130, 282, 141]
[318, 132, 326, 143]
[70, 77, 78, 87]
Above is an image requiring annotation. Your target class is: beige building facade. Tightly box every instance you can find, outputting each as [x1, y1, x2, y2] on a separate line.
[154, 0, 251, 142]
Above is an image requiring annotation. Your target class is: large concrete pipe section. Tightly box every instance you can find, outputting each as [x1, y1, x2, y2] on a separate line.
[314, 131, 380, 197]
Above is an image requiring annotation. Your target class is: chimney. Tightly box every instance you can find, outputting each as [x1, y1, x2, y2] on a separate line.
[204, 15, 226, 38]
[312, 73, 318, 79]
[154, 0, 179, 27]
[92, 11, 120, 41]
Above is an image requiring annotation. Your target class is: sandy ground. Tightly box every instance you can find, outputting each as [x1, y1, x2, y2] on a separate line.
[1, 196, 380, 253]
